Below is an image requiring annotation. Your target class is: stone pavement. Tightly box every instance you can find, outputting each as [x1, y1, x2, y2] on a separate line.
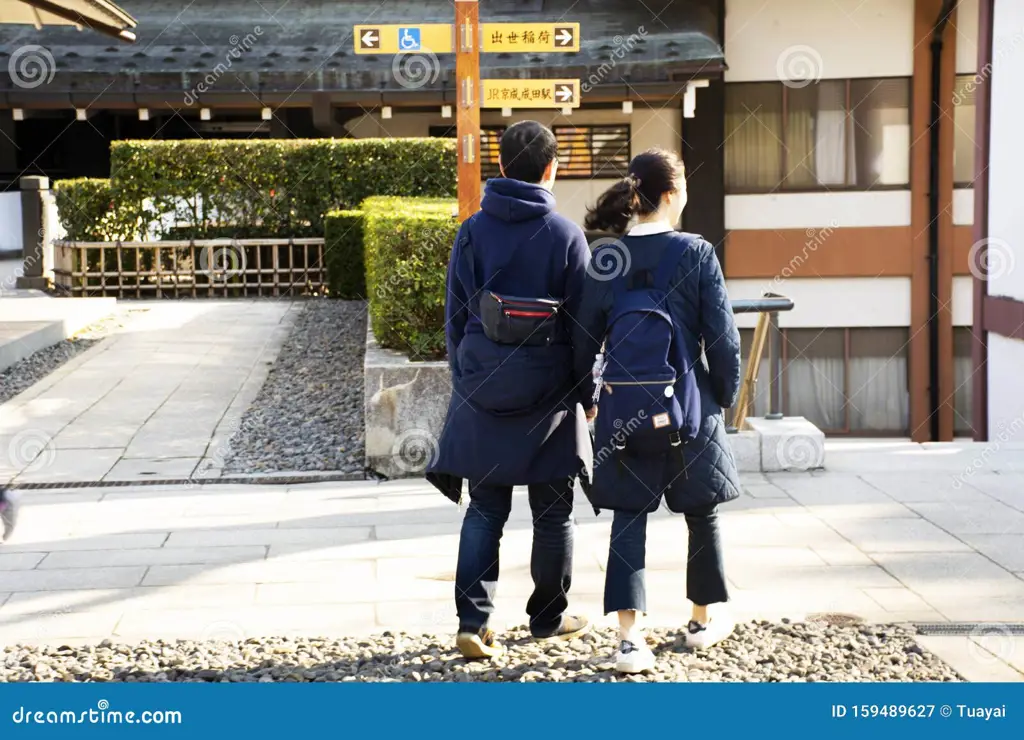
[1, 451, 1022, 681]
[0, 300, 298, 483]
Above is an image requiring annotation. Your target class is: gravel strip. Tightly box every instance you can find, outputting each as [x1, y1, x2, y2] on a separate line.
[221, 299, 367, 475]
[1, 623, 960, 682]
[0, 309, 135, 405]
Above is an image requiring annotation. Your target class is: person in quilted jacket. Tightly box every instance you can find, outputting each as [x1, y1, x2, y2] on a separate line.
[573, 148, 742, 673]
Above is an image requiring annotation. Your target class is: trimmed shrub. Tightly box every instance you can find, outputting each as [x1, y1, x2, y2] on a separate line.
[53, 178, 139, 241]
[108, 138, 457, 240]
[324, 209, 366, 299]
[363, 196, 458, 361]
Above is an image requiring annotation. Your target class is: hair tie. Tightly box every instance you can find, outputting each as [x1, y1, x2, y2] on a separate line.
[626, 174, 641, 190]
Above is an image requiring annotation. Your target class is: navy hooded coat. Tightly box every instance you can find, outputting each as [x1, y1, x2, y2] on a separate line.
[572, 230, 743, 512]
[426, 178, 596, 504]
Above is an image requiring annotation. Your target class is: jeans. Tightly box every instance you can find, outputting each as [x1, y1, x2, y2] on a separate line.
[455, 477, 575, 636]
[603, 503, 728, 614]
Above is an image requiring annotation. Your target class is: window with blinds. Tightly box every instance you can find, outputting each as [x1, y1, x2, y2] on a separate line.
[953, 74, 978, 187]
[554, 125, 630, 178]
[724, 78, 911, 192]
[481, 126, 505, 179]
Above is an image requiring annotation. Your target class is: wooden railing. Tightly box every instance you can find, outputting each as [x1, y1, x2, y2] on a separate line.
[52, 238, 325, 298]
[728, 295, 796, 432]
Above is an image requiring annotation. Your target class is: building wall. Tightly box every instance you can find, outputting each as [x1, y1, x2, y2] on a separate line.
[984, 0, 1024, 439]
[724, 0, 915, 81]
[0, 192, 22, 254]
[345, 107, 682, 226]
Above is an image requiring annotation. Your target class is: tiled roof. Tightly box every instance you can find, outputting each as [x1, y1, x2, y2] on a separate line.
[0, 0, 723, 97]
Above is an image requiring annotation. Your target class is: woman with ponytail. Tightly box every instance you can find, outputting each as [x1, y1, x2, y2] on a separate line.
[575, 149, 743, 673]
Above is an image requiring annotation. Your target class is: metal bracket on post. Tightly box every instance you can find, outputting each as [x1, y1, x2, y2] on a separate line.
[765, 309, 784, 420]
[462, 134, 476, 164]
[460, 76, 474, 108]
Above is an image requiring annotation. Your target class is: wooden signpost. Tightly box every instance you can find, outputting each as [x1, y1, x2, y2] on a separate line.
[353, 6, 582, 221]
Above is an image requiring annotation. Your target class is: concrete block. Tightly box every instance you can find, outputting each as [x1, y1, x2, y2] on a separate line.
[730, 429, 761, 473]
[364, 326, 451, 479]
[747, 416, 826, 472]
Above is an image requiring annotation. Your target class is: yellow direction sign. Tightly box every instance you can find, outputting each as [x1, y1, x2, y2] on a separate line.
[482, 79, 580, 109]
[481, 23, 580, 53]
[353, 24, 454, 54]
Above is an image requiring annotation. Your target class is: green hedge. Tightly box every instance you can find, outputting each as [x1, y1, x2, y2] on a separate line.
[363, 196, 458, 361]
[324, 209, 366, 299]
[53, 178, 139, 241]
[107, 138, 456, 240]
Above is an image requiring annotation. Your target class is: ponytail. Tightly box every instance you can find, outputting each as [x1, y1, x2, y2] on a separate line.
[585, 149, 686, 235]
[584, 175, 641, 234]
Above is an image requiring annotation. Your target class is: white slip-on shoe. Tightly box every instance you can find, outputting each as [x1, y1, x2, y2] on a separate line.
[684, 616, 736, 650]
[614, 639, 656, 674]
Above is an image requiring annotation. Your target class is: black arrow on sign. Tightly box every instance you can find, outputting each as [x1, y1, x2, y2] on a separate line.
[555, 84, 575, 103]
[360, 29, 380, 49]
[554, 26, 575, 47]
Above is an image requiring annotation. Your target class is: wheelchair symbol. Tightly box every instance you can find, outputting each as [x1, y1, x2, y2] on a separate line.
[399, 28, 421, 51]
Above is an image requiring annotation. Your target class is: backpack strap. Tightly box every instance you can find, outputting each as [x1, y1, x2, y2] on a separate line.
[653, 237, 688, 292]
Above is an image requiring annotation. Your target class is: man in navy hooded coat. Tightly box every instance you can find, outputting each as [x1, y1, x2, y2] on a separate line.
[427, 121, 596, 658]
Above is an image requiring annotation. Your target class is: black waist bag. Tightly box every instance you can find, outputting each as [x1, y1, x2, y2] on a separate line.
[479, 292, 563, 346]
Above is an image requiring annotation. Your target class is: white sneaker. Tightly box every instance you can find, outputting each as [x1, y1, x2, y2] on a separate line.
[614, 639, 656, 674]
[684, 617, 735, 650]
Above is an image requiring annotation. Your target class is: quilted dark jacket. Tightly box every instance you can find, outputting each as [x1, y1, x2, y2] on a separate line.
[572, 230, 742, 512]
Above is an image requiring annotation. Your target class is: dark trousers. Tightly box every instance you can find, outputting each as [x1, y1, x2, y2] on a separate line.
[455, 477, 574, 636]
[603, 503, 728, 614]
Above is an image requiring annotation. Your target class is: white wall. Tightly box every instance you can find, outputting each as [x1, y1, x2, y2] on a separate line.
[727, 277, 911, 328]
[724, 0, 914, 81]
[956, 0, 980, 74]
[987, 0, 1024, 304]
[0, 192, 22, 253]
[344, 107, 682, 227]
[952, 188, 974, 225]
[726, 191, 911, 230]
[988, 333, 1024, 434]
[952, 276, 973, 326]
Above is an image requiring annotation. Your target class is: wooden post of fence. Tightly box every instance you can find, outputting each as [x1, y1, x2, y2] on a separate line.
[456, 0, 481, 223]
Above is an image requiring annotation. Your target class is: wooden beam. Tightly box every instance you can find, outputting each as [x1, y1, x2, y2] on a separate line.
[456, 0, 482, 223]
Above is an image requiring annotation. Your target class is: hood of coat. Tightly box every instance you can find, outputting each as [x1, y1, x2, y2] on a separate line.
[481, 177, 555, 223]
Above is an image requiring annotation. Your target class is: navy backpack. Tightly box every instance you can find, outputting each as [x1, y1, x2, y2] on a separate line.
[589, 238, 701, 513]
